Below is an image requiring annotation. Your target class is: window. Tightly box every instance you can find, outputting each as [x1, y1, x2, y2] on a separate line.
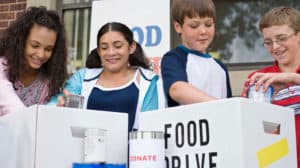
[172, 0, 300, 68]
[57, 0, 92, 73]
[58, 0, 300, 71]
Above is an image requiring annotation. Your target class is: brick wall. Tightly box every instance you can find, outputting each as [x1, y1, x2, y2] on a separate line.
[0, 0, 27, 36]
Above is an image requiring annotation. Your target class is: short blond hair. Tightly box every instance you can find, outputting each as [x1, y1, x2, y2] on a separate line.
[259, 6, 300, 33]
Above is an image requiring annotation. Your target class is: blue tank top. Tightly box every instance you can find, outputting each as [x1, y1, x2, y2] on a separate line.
[87, 71, 139, 131]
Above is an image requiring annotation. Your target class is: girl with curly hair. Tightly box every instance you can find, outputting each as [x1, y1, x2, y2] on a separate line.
[0, 6, 68, 115]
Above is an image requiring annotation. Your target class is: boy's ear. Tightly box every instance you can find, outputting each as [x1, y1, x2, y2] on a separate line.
[174, 21, 182, 35]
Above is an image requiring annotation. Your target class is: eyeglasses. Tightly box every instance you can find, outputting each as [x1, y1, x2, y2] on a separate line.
[263, 33, 295, 48]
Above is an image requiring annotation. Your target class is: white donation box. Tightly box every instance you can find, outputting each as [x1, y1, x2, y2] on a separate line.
[0, 105, 128, 168]
[138, 97, 297, 168]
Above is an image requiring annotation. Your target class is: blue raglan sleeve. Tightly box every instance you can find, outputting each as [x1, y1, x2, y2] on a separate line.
[161, 50, 188, 97]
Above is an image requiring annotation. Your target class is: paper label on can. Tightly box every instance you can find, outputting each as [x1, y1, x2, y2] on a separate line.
[129, 139, 165, 168]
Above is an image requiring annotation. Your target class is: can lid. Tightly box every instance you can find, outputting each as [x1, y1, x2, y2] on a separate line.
[129, 131, 164, 139]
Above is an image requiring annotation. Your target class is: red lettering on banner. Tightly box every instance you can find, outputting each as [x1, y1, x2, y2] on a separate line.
[129, 155, 158, 162]
[153, 155, 157, 161]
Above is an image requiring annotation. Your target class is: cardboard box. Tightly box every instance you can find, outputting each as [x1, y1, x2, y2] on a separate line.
[1, 98, 297, 168]
[0, 105, 128, 168]
[138, 98, 297, 168]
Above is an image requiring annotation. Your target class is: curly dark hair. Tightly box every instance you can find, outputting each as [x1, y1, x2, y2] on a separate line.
[0, 6, 68, 100]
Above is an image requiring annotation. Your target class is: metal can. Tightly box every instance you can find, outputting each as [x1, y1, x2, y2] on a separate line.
[129, 131, 165, 168]
[65, 94, 84, 109]
[247, 84, 274, 103]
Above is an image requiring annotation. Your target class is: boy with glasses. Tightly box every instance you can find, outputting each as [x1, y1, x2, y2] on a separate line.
[242, 6, 300, 167]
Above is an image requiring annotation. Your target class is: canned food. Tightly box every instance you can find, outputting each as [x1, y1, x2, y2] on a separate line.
[65, 94, 84, 109]
[129, 131, 165, 168]
[247, 84, 274, 103]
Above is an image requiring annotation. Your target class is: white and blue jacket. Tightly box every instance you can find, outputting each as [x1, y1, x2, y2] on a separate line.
[61, 67, 166, 129]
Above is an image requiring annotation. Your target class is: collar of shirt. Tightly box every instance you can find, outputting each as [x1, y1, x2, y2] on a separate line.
[274, 61, 300, 73]
[178, 45, 211, 58]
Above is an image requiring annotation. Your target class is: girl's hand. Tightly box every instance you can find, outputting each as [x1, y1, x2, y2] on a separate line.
[57, 89, 70, 107]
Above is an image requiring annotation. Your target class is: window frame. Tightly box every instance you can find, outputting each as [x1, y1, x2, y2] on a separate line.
[56, 0, 92, 71]
[57, 0, 279, 71]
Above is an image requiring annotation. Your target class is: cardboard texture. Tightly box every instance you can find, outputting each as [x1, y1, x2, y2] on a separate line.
[138, 97, 297, 168]
[0, 105, 128, 168]
[0, 98, 297, 168]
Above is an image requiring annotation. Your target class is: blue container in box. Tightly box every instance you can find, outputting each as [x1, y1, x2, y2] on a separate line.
[72, 163, 126, 168]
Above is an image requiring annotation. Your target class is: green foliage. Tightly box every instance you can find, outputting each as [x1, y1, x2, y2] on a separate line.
[211, 0, 300, 63]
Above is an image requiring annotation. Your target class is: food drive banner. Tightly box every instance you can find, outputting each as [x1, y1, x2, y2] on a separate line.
[163, 118, 218, 167]
[138, 98, 297, 168]
[89, 0, 170, 74]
